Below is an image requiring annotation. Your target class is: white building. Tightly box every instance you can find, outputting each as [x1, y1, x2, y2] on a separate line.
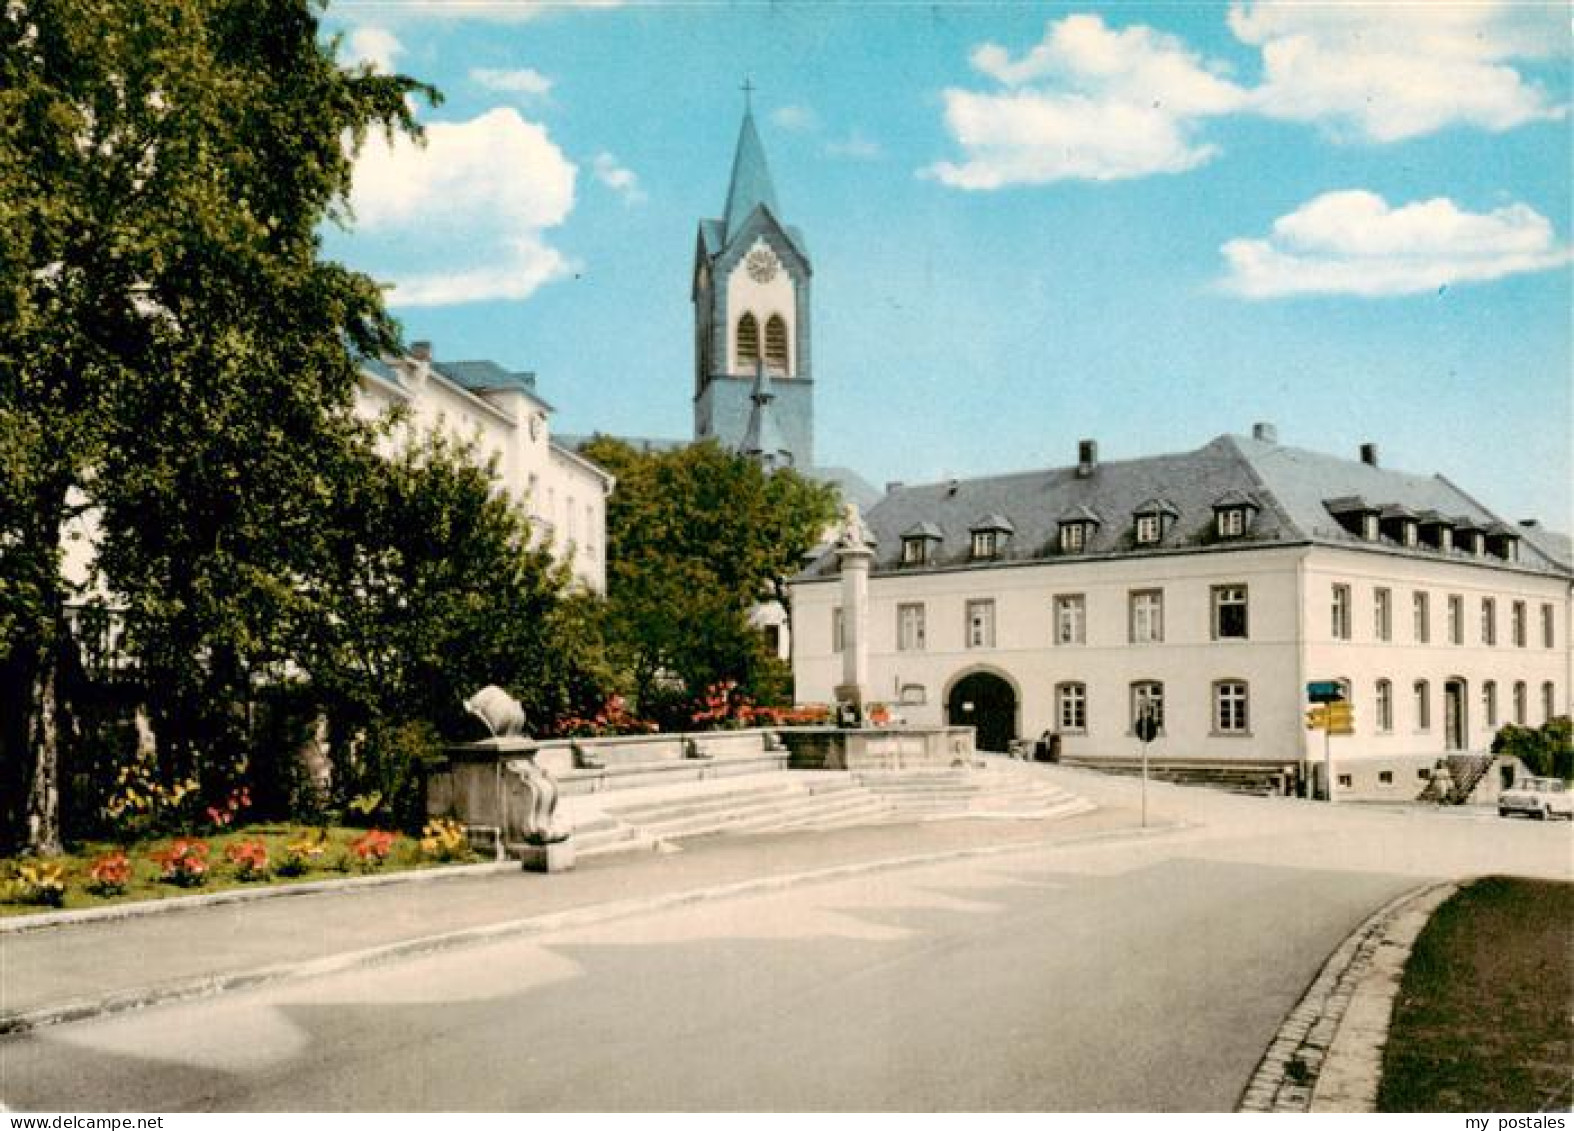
[356, 342, 613, 592]
[790, 426, 1571, 799]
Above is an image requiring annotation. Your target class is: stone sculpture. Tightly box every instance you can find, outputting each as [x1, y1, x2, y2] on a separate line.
[463, 684, 526, 738]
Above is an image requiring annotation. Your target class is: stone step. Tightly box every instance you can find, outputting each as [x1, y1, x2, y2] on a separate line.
[603, 780, 800, 823]
[637, 789, 856, 841]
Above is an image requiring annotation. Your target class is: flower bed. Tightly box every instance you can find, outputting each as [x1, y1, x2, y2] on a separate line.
[0, 823, 480, 917]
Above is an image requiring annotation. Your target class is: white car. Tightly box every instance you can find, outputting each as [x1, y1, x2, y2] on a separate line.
[1498, 776, 1574, 820]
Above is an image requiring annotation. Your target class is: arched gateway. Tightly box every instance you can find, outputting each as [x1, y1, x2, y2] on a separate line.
[946, 671, 1018, 753]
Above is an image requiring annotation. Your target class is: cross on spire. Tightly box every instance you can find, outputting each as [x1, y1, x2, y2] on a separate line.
[740, 76, 756, 111]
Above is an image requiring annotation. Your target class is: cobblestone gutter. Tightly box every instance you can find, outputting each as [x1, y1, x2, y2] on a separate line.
[1237, 881, 1458, 1113]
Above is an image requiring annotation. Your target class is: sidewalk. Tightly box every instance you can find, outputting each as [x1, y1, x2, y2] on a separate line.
[1, 806, 1143, 1032]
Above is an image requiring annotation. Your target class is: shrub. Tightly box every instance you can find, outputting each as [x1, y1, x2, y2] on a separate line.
[276, 830, 328, 877]
[224, 839, 270, 881]
[206, 786, 253, 830]
[419, 817, 470, 862]
[8, 862, 67, 907]
[1492, 717, 1573, 780]
[150, 838, 210, 887]
[349, 829, 397, 870]
[86, 849, 132, 896]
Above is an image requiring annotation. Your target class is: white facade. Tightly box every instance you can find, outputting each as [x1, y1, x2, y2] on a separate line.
[355, 347, 613, 592]
[790, 432, 1571, 799]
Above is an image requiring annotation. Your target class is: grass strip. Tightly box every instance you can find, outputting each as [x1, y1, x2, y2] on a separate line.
[1378, 876, 1572, 1112]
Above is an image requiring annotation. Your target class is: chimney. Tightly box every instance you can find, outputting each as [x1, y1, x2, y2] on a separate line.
[409, 340, 433, 362]
[1519, 519, 1541, 530]
[1252, 422, 1278, 444]
[1360, 442, 1379, 467]
[1077, 439, 1098, 478]
[885, 481, 904, 495]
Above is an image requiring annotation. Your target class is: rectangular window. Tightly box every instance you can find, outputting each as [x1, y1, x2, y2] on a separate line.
[1447, 595, 1463, 645]
[902, 539, 927, 566]
[1378, 771, 1394, 786]
[1413, 592, 1430, 644]
[831, 607, 844, 654]
[1057, 683, 1087, 732]
[1414, 680, 1431, 731]
[897, 603, 926, 652]
[1135, 514, 1160, 545]
[1331, 584, 1351, 640]
[1374, 588, 1392, 642]
[1543, 682, 1556, 723]
[1215, 681, 1249, 734]
[1131, 681, 1164, 732]
[1513, 681, 1527, 724]
[1054, 594, 1086, 645]
[1212, 585, 1249, 640]
[1481, 598, 1496, 646]
[1483, 681, 1497, 728]
[1129, 589, 1164, 644]
[1060, 524, 1085, 553]
[1376, 680, 1393, 732]
[1512, 601, 1527, 647]
[1540, 604, 1554, 648]
[970, 531, 996, 560]
[1217, 509, 1244, 537]
[966, 599, 996, 649]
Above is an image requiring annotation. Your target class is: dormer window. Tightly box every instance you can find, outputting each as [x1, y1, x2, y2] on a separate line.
[1417, 512, 1455, 552]
[1132, 499, 1179, 547]
[1378, 505, 1418, 548]
[1057, 506, 1100, 554]
[900, 522, 943, 567]
[968, 514, 1015, 561]
[1212, 491, 1258, 540]
[1324, 496, 1379, 542]
[1485, 525, 1520, 562]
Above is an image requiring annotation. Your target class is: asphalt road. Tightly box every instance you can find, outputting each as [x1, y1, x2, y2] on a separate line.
[2, 768, 1568, 1111]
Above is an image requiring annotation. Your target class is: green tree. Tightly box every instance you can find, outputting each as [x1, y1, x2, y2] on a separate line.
[299, 425, 613, 824]
[0, 0, 430, 851]
[581, 437, 837, 728]
[1492, 717, 1573, 781]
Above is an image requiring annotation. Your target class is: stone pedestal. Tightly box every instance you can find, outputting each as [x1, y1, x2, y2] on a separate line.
[518, 839, 575, 874]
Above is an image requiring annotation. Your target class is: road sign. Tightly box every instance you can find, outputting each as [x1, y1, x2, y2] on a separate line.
[1325, 701, 1355, 735]
[1307, 681, 1346, 703]
[1305, 706, 1328, 730]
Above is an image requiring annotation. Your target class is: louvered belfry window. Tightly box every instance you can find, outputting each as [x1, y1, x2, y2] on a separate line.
[764, 314, 789, 374]
[736, 313, 760, 370]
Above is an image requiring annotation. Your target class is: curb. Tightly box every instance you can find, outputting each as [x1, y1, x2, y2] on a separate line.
[0, 859, 517, 936]
[0, 817, 1186, 1038]
[1236, 879, 1458, 1113]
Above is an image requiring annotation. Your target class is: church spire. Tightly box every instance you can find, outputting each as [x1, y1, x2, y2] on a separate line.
[723, 99, 780, 241]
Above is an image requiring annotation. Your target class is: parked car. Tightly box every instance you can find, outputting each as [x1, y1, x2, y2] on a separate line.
[1498, 776, 1574, 820]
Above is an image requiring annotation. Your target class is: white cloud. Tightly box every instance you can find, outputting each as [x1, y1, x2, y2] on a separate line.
[347, 107, 577, 306]
[825, 132, 883, 161]
[591, 151, 646, 204]
[771, 104, 818, 132]
[470, 67, 553, 98]
[1220, 190, 1573, 298]
[926, 13, 1246, 188]
[345, 26, 403, 74]
[1229, 0, 1567, 142]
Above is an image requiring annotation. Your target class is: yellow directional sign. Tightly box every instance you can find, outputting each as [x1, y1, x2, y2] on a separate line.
[1305, 706, 1328, 730]
[1325, 702, 1355, 734]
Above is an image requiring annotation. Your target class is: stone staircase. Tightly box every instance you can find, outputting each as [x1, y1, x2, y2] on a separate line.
[562, 764, 1094, 858]
[1061, 756, 1295, 797]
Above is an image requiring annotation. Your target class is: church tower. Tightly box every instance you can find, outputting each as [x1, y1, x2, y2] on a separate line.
[693, 101, 813, 468]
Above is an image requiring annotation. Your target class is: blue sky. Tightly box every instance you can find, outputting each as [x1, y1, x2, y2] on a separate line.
[321, 1, 1571, 529]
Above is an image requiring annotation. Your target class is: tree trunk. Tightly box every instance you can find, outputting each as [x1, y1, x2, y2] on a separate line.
[25, 655, 63, 856]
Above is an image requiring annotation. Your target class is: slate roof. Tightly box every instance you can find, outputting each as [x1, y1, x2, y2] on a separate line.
[723, 110, 778, 244]
[798, 433, 1571, 579]
[432, 360, 554, 411]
